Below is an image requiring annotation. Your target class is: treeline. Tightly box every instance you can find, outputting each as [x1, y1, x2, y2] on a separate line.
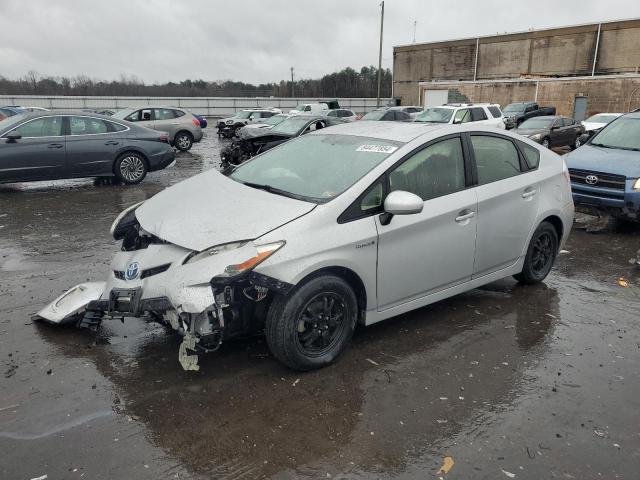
[0, 66, 392, 98]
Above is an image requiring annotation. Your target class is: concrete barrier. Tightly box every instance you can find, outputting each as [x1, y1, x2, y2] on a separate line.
[0, 96, 392, 117]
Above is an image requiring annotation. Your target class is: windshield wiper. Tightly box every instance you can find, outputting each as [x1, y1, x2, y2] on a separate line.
[591, 143, 640, 151]
[241, 181, 302, 200]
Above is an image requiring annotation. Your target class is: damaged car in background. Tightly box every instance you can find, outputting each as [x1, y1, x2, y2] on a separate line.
[34, 121, 573, 372]
[220, 115, 343, 167]
[216, 108, 281, 138]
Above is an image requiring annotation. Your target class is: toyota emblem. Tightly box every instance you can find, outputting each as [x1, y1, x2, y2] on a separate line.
[585, 175, 598, 185]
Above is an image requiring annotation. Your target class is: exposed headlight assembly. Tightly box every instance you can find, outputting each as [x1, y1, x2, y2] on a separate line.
[226, 119, 233, 124]
[110, 201, 144, 240]
[529, 133, 542, 140]
[184, 241, 250, 264]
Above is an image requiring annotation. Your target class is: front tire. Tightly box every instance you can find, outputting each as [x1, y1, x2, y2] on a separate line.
[174, 131, 193, 151]
[114, 152, 147, 184]
[265, 275, 357, 371]
[514, 222, 559, 285]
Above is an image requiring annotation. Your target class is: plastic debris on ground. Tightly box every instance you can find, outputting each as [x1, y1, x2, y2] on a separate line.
[437, 456, 454, 474]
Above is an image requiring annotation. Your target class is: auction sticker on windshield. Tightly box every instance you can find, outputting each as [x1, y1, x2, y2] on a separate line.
[356, 145, 398, 154]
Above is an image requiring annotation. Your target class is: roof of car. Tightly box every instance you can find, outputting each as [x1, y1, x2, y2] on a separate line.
[319, 120, 446, 142]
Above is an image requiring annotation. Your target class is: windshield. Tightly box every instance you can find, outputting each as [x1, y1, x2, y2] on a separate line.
[295, 105, 308, 112]
[111, 108, 135, 120]
[270, 116, 316, 135]
[585, 114, 619, 124]
[0, 114, 28, 132]
[591, 117, 640, 151]
[230, 134, 402, 202]
[519, 117, 554, 129]
[235, 111, 253, 119]
[503, 104, 525, 113]
[414, 108, 454, 123]
[263, 115, 288, 126]
[361, 110, 386, 121]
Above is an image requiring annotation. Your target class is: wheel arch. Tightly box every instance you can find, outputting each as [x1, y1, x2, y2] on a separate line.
[112, 149, 149, 175]
[540, 214, 564, 250]
[295, 266, 368, 324]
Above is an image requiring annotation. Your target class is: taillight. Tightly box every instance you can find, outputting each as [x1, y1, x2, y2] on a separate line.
[192, 119, 200, 127]
[158, 134, 169, 143]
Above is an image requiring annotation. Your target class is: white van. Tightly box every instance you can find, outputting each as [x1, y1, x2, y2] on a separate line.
[289, 103, 330, 116]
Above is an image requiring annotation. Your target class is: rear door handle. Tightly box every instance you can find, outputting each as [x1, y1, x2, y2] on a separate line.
[522, 188, 537, 199]
[105, 140, 119, 145]
[455, 210, 475, 223]
[47, 143, 64, 149]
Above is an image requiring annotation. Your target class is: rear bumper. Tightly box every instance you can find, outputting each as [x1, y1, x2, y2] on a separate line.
[148, 148, 176, 171]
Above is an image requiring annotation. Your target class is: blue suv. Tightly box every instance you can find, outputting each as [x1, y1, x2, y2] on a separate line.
[564, 112, 640, 220]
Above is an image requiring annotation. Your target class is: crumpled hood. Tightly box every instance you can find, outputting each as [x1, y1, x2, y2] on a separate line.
[565, 144, 640, 178]
[238, 127, 290, 140]
[135, 169, 316, 251]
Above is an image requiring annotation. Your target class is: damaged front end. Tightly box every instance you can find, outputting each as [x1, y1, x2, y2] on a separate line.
[35, 201, 292, 371]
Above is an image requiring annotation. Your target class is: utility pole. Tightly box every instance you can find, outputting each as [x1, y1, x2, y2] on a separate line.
[413, 20, 417, 43]
[290, 67, 295, 98]
[376, 1, 385, 108]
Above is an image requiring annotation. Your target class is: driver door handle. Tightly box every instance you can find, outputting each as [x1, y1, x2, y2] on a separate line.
[104, 140, 119, 145]
[522, 188, 537, 199]
[455, 209, 475, 223]
[47, 143, 64, 149]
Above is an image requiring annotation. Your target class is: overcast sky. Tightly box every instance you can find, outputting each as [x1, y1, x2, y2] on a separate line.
[1, 0, 638, 84]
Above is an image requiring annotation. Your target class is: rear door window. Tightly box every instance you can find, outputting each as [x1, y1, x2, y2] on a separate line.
[471, 107, 488, 121]
[471, 135, 523, 185]
[69, 116, 109, 135]
[389, 137, 466, 200]
[12, 116, 63, 137]
[488, 106, 502, 118]
[154, 108, 177, 121]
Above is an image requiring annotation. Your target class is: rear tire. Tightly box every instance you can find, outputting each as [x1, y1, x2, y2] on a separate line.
[265, 275, 357, 371]
[114, 152, 147, 184]
[514, 222, 558, 285]
[174, 131, 193, 151]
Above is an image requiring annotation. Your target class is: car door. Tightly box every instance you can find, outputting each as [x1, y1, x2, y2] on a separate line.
[470, 133, 540, 277]
[125, 108, 155, 130]
[65, 116, 123, 176]
[0, 115, 65, 182]
[562, 118, 578, 145]
[375, 135, 477, 310]
[152, 108, 180, 137]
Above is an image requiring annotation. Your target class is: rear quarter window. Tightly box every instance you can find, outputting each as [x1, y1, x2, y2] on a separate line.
[517, 141, 541, 170]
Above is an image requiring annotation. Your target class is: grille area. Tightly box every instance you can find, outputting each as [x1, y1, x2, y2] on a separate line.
[114, 263, 171, 280]
[569, 169, 626, 190]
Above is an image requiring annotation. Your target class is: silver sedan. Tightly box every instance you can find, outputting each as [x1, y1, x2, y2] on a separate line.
[36, 122, 574, 371]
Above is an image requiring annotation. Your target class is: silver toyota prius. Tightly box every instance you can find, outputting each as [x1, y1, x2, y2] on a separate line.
[36, 122, 574, 371]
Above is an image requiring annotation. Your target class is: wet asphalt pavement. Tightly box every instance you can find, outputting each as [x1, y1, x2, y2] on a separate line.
[1, 132, 639, 480]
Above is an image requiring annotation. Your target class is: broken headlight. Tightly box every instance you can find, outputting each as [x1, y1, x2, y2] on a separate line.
[110, 201, 144, 240]
[186, 241, 285, 278]
[184, 241, 250, 264]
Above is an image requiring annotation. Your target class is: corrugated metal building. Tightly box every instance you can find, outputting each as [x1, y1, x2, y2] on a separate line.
[393, 18, 640, 119]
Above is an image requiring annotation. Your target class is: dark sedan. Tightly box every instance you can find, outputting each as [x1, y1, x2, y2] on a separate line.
[220, 115, 343, 167]
[0, 111, 175, 185]
[360, 108, 412, 122]
[512, 115, 584, 150]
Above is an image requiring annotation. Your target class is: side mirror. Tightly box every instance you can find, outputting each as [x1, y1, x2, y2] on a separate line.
[380, 190, 423, 225]
[453, 118, 462, 125]
[579, 133, 590, 144]
[5, 133, 21, 142]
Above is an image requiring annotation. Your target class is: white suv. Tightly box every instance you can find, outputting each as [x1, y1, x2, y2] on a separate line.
[415, 103, 505, 129]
